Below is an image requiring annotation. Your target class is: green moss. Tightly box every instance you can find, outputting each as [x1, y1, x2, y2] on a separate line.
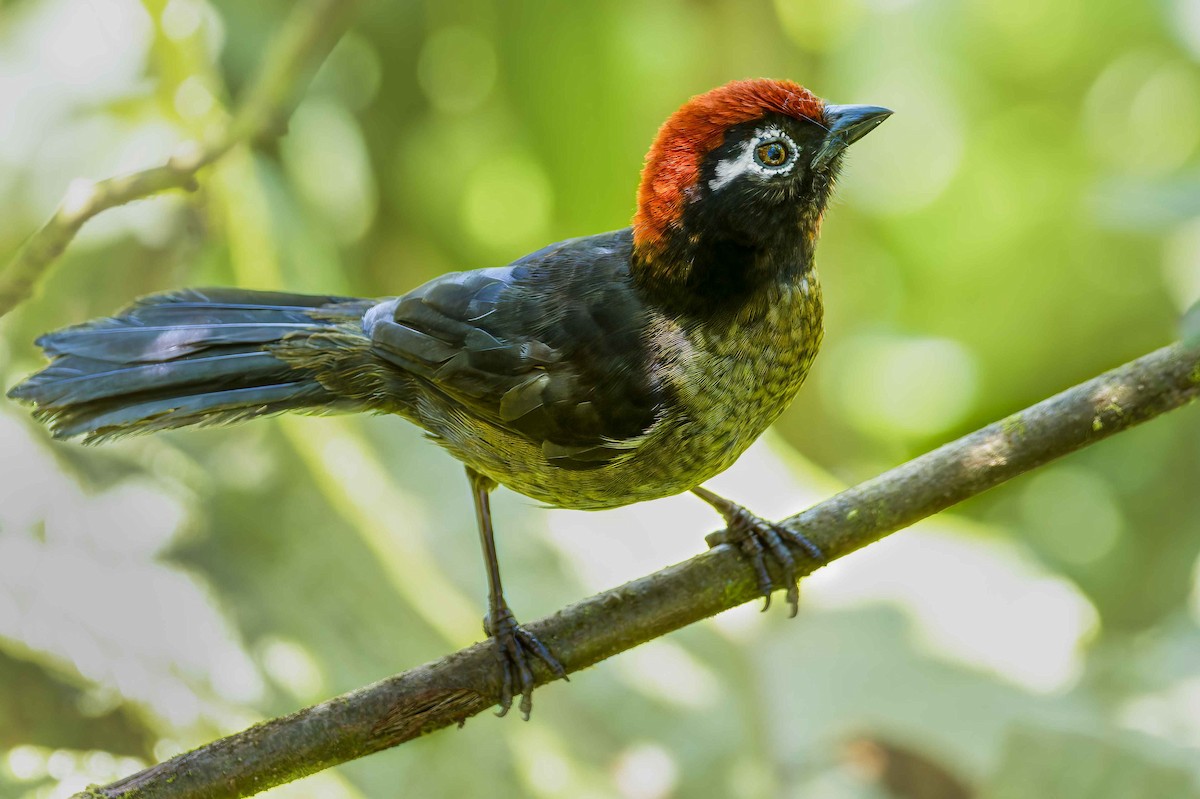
[1001, 415, 1028, 438]
[75, 788, 111, 799]
[1091, 401, 1126, 433]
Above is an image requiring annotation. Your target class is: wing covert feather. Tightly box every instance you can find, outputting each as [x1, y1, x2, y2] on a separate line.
[366, 229, 665, 469]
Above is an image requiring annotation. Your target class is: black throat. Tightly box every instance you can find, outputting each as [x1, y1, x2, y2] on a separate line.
[633, 224, 817, 321]
[632, 116, 832, 318]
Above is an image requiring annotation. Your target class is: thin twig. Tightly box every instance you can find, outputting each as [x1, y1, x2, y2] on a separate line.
[72, 341, 1200, 799]
[0, 0, 363, 318]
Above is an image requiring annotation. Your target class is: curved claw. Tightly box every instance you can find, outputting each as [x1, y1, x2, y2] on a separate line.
[699, 491, 824, 617]
[485, 606, 566, 720]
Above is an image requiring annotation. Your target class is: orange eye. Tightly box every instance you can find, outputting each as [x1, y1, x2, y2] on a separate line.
[755, 140, 789, 168]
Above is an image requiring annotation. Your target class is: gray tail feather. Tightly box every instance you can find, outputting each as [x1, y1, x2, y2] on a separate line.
[7, 288, 373, 442]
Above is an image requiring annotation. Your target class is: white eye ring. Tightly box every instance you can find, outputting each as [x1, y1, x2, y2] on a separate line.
[709, 126, 799, 192]
[748, 128, 799, 173]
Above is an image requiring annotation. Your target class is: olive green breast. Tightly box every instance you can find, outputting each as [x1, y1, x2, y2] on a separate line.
[628, 272, 824, 496]
[478, 272, 825, 510]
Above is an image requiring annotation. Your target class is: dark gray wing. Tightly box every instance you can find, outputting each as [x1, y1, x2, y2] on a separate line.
[364, 229, 665, 469]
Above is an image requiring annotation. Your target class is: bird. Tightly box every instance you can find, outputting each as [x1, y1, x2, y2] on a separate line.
[7, 79, 890, 719]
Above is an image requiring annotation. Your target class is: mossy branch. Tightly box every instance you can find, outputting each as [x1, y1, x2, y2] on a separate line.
[0, 0, 362, 318]
[71, 341, 1200, 799]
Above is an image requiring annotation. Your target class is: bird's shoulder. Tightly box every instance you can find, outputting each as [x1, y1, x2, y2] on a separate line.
[365, 229, 668, 469]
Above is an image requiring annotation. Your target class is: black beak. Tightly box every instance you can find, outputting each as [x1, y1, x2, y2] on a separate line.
[812, 104, 893, 169]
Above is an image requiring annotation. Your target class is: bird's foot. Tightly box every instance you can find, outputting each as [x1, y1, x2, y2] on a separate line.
[484, 604, 566, 720]
[703, 499, 825, 617]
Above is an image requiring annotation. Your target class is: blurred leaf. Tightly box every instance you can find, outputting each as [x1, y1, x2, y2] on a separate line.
[0, 648, 154, 755]
[1090, 175, 1200, 231]
[841, 736, 975, 799]
[982, 727, 1200, 799]
[1181, 299, 1200, 348]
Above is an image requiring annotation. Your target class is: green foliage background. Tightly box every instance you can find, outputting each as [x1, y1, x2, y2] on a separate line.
[2, 0, 1200, 796]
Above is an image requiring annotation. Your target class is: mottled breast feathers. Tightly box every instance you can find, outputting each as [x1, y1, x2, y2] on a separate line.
[365, 229, 666, 470]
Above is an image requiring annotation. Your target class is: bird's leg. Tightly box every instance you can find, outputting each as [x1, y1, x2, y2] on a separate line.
[468, 468, 566, 719]
[692, 487, 825, 617]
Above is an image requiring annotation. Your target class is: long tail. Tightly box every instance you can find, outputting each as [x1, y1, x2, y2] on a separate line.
[7, 288, 378, 442]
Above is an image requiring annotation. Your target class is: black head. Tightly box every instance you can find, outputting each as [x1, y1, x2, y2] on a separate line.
[632, 90, 891, 311]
